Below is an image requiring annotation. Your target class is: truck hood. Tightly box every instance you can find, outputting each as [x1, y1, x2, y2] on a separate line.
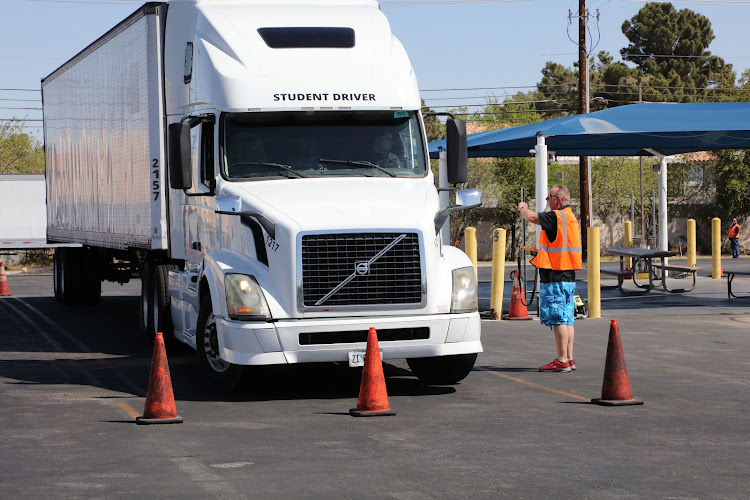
[231, 178, 430, 230]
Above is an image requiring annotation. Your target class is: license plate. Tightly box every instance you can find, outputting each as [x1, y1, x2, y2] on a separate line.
[348, 349, 383, 368]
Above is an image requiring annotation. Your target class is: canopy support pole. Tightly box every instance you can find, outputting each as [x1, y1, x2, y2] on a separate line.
[646, 148, 669, 265]
[534, 134, 548, 247]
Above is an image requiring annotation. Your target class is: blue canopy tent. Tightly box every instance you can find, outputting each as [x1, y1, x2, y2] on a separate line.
[428, 102, 750, 254]
[429, 102, 750, 158]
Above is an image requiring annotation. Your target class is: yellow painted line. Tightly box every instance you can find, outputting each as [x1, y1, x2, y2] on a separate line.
[116, 401, 141, 419]
[477, 367, 591, 402]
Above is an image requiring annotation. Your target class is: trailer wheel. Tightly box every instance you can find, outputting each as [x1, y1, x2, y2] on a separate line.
[57, 247, 83, 305]
[406, 353, 478, 385]
[53, 250, 62, 303]
[149, 263, 178, 343]
[138, 261, 152, 336]
[80, 249, 101, 305]
[196, 295, 244, 392]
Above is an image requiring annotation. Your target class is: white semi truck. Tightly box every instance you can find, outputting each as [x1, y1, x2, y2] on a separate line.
[42, 0, 482, 391]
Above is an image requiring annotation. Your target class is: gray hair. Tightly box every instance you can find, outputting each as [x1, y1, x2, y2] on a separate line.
[552, 185, 570, 203]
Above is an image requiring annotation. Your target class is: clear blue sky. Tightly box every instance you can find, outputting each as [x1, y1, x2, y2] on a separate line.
[2, 0, 749, 136]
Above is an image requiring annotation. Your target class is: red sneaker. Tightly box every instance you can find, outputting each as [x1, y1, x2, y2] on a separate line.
[539, 359, 571, 372]
[568, 359, 576, 370]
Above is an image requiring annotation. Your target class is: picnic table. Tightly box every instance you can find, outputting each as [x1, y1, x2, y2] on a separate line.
[724, 269, 750, 299]
[603, 247, 703, 295]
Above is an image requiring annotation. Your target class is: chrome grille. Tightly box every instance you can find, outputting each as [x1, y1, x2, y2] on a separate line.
[301, 232, 422, 307]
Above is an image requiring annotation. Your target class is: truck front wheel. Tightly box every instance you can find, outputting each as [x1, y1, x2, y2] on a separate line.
[196, 295, 245, 392]
[149, 263, 178, 343]
[406, 353, 478, 385]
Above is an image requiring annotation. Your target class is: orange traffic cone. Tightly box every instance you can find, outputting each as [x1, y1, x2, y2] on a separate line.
[350, 327, 396, 417]
[503, 270, 531, 320]
[136, 332, 184, 424]
[592, 320, 643, 406]
[0, 262, 10, 296]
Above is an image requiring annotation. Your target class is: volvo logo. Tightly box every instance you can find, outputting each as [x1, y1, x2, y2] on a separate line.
[355, 261, 370, 276]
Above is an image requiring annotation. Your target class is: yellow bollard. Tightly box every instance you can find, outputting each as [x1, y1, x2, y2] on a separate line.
[465, 226, 477, 279]
[587, 227, 601, 319]
[687, 219, 696, 268]
[712, 217, 721, 279]
[490, 228, 507, 320]
[624, 220, 632, 270]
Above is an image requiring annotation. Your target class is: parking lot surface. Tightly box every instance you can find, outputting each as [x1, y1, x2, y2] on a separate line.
[0, 272, 748, 498]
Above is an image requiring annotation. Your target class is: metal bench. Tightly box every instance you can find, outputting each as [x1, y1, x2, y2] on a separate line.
[724, 270, 750, 299]
[657, 264, 703, 293]
[599, 267, 649, 295]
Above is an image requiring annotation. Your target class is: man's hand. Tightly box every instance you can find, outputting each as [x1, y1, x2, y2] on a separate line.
[518, 202, 528, 211]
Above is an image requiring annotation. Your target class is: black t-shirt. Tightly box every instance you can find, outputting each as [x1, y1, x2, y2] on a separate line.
[537, 206, 576, 283]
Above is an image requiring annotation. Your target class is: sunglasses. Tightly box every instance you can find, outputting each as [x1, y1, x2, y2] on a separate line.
[546, 194, 562, 201]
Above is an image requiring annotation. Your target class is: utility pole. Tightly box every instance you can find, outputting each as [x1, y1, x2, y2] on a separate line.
[577, 0, 590, 261]
[625, 75, 651, 247]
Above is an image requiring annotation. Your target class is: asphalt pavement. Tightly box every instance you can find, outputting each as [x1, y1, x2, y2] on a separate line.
[0, 269, 748, 498]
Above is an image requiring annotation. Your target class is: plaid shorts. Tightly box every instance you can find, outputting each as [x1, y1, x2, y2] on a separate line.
[539, 281, 576, 327]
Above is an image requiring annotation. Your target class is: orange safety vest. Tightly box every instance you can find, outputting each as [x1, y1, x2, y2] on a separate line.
[531, 207, 582, 271]
[728, 223, 739, 239]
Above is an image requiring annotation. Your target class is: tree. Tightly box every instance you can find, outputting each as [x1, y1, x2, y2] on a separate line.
[0, 119, 44, 174]
[620, 2, 735, 102]
[421, 100, 444, 142]
[714, 150, 750, 217]
[450, 156, 535, 257]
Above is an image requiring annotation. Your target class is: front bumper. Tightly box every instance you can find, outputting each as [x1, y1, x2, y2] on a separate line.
[216, 313, 482, 365]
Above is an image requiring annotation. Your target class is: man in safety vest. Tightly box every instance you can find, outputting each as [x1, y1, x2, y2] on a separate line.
[728, 217, 740, 258]
[518, 185, 582, 373]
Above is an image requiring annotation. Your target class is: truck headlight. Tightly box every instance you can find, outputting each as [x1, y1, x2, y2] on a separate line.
[451, 266, 478, 313]
[224, 274, 272, 320]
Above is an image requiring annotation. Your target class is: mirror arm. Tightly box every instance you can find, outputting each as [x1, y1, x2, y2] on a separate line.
[433, 203, 480, 235]
[215, 210, 276, 240]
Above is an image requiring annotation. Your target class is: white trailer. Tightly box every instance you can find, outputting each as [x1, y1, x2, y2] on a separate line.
[0, 175, 47, 248]
[42, 0, 481, 391]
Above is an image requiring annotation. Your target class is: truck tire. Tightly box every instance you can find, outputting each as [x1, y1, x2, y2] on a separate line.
[196, 295, 244, 392]
[58, 247, 83, 305]
[149, 263, 178, 343]
[406, 353, 478, 385]
[53, 250, 62, 303]
[80, 248, 101, 305]
[138, 261, 152, 335]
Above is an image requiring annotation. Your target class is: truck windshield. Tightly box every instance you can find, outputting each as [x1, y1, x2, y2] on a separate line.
[222, 111, 427, 179]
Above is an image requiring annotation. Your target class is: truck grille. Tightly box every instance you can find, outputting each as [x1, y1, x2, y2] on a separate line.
[301, 232, 422, 307]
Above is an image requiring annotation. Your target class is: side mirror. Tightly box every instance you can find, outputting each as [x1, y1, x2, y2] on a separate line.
[456, 189, 481, 207]
[169, 122, 192, 190]
[446, 118, 467, 184]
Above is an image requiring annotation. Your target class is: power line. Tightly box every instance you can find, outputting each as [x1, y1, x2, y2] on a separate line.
[622, 0, 750, 5]
[621, 53, 750, 59]
[381, 0, 530, 5]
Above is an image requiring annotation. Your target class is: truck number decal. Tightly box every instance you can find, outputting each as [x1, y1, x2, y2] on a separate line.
[265, 235, 279, 252]
[152, 159, 160, 201]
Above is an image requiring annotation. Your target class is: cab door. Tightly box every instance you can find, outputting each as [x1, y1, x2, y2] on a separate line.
[182, 118, 217, 273]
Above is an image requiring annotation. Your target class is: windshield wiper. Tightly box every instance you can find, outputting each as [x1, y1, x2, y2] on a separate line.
[232, 162, 308, 178]
[319, 158, 397, 177]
